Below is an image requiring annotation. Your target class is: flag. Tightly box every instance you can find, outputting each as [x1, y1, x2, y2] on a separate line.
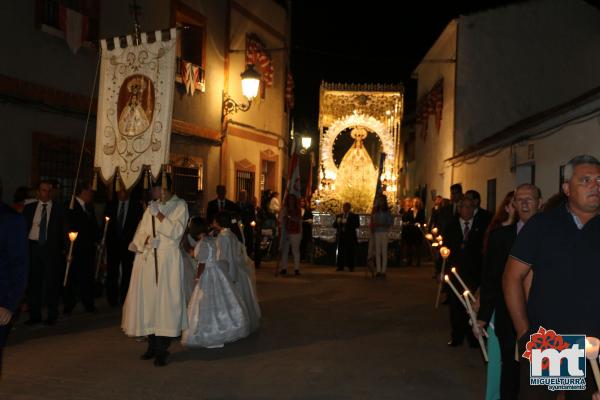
[305, 151, 314, 201]
[285, 70, 295, 111]
[416, 78, 443, 139]
[284, 139, 302, 201]
[180, 60, 199, 96]
[246, 34, 274, 87]
[59, 5, 89, 53]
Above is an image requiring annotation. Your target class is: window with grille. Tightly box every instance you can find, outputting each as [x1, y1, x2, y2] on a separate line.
[33, 133, 105, 204]
[172, 165, 202, 210]
[236, 171, 255, 200]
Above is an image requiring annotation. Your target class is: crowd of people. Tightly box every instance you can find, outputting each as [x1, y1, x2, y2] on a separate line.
[2, 153, 600, 399]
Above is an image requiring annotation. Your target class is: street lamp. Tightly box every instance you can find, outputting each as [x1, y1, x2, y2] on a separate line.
[223, 64, 261, 118]
[301, 136, 312, 150]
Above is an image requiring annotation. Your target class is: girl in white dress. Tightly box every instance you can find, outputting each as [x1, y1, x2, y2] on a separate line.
[182, 218, 250, 348]
[214, 212, 261, 333]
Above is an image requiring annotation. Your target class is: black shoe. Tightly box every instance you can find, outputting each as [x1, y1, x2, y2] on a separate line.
[468, 341, 479, 349]
[43, 319, 56, 326]
[154, 351, 169, 367]
[381, 273, 387, 279]
[25, 318, 42, 326]
[348, 268, 354, 272]
[140, 349, 156, 360]
[447, 340, 463, 347]
[85, 306, 97, 314]
[294, 270, 301, 276]
[63, 306, 74, 316]
[336, 268, 344, 272]
[279, 269, 287, 276]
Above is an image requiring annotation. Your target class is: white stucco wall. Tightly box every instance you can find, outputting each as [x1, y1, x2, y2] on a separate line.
[450, 107, 600, 211]
[455, 0, 600, 154]
[411, 20, 457, 200]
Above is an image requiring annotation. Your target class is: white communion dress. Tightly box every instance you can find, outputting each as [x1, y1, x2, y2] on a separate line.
[181, 237, 251, 348]
[216, 228, 261, 333]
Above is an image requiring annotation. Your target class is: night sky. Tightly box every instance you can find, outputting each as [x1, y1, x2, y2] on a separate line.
[289, 0, 600, 138]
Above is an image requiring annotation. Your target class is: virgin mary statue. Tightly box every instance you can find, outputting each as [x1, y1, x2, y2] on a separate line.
[335, 127, 379, 213]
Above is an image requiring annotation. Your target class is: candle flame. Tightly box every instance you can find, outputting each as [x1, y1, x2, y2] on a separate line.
[105, 216, 110, 222]
[425, 233, 433, 241]
[432, 228, 438, 235]
[463, 290, 470, 296]
[451, 267, 457, 273]
[440, 246, 451, 259]
[444, 275, 450, 282]
[68, 232, 78, 242]
[250, 221, 256, 227]
[436, 235, 443, 241]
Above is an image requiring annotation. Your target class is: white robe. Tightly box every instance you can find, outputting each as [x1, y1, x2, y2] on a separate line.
[216, 229, 261, 332]
[122, 195, 189, 337]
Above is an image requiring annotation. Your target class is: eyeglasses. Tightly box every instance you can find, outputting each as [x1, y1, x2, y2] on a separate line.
[577, 176, 600, 187]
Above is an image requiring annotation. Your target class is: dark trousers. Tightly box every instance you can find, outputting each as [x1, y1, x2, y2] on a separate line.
[244, 226, 254, 259]
[27, 241, 60, 321]
[337, 237, 355, 269]
[106, 246, 134, 306]
[64, 250, 95, 312]
[497, 330, 520, 400]
[517, 334, 596, 399]
[147, 334, 172, 356]
[448, 290, 477, 344]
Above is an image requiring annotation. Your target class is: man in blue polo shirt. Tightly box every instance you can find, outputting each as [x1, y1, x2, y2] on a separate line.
[504, 155, 600, 399]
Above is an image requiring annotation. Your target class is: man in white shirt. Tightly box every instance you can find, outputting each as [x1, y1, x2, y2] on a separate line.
[23, 181, 65, 325]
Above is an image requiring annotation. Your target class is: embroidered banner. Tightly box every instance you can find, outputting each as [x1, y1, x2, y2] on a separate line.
[94, 28, 177, 190]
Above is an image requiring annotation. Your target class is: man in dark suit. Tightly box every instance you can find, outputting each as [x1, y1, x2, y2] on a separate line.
[64, 181, 98, 314]
[477, 184, 542, 399]
[0, 178, 29, 375]
[465, 189, 493, 230]
[206, 185, 239, 226]
[442, 196, 487, 347]
[334, 202, 360, 272]
[237, 190, 256, 257]
[104, 188, 143, 307]
[23, 180, 66, 325]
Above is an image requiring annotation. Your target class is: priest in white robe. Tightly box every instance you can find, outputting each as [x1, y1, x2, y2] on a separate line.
[122, 175, 189, 367]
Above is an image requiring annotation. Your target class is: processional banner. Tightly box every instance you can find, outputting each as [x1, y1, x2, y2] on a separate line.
[94, 28, 177, 190]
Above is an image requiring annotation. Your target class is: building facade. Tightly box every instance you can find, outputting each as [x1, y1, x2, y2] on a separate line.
[0, 0, 291, 214]
[407, 0, 600, 210]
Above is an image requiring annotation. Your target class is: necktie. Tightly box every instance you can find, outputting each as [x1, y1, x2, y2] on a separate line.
[118, 202, 125, 229]
[463, 221, 470, 242]
[39, 203, 48, 245]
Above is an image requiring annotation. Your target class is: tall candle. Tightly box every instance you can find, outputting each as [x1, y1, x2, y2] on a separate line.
[444, 275, 466, 308]
[586, 337, 600, 391]
[464, 290, 488, 362]
[451, 267, 476, 303]
[64, 232, 78, 287]
[435, 247, 452, 308]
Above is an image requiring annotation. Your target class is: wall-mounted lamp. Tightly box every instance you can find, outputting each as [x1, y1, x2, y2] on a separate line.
[223, 64, 261, 118]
